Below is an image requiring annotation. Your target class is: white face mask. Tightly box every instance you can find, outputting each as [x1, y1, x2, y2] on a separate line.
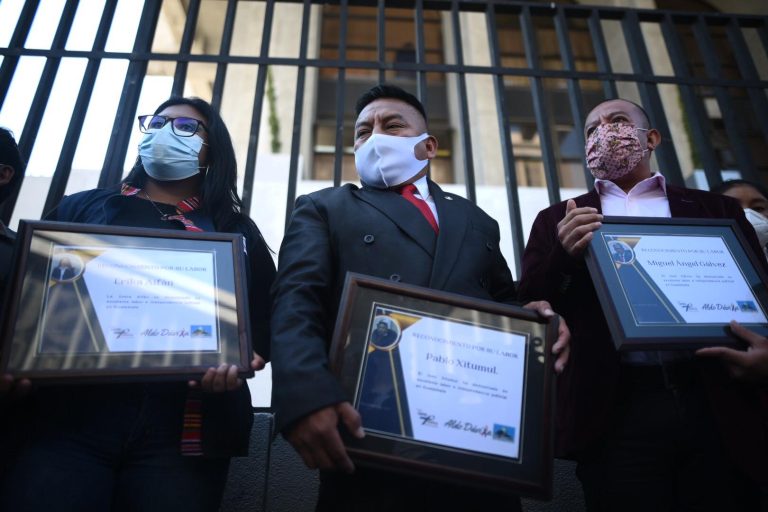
[354, 133, 430, 189]
[744, 208, 768, 257]
[138, 124, 205, 181]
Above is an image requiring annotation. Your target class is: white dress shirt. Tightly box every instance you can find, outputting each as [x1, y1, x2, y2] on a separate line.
[595, 173, 689, 364]
[409, 175, 439, 227]
[595, 173, 670, 218]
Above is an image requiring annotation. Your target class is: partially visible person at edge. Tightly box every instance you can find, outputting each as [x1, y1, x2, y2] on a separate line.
[270, 84, 570, 512]
[518, 98, 768, 511]
[0, 127, 29, 482]
[711, 178, 768, 261]
[0, 97, 275, 511]
[697, 180, 768, 393]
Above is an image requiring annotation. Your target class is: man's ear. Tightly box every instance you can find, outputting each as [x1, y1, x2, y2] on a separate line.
[647, 128, 661, 152]
[0, 165, 15, 187]
[423, 135, 438, 159]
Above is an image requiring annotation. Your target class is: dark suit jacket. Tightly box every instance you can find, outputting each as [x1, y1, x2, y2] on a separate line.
[518, 184, 768, 481]
[270, 181, 516, 433]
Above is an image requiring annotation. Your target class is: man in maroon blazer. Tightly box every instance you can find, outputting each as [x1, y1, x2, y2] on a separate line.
[519, 98, 767, 511]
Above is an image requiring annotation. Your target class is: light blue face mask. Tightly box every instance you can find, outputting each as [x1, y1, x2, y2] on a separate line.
[138, 124, 206, 181]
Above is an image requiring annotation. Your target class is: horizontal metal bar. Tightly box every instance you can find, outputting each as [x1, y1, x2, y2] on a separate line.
[229, 0, 768, 25]
[3, 47, 765, 89]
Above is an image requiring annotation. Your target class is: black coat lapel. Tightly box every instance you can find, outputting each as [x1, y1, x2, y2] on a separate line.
[577, 189, 602, 211]
[429, 181, 469, 289]
[355, 186, 436, 257]
[667, 184, 704, 217]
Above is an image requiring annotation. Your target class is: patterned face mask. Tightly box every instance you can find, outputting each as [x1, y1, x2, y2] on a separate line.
[585, 122, 649, 180]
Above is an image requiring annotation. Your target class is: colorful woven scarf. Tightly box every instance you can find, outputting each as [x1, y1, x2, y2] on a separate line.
[121, 183, 205, 456]
[121, 184, 204, 232]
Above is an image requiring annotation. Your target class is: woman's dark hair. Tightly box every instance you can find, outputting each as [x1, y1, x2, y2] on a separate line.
[0, 127, 26, 205]
[711, 179, 768, 201]
[123, 97, 255, 236]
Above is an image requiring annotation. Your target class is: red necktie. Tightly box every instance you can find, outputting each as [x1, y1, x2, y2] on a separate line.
[399, 184, 438, 233]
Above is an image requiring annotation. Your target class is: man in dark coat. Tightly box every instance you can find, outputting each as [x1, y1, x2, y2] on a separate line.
[270, 84, 569, 511]
[518, 98, 767, 511]
[0, 127, 28, 478]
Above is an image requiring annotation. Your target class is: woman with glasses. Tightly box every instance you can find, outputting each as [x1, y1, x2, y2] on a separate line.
[0, 97, 275, 511]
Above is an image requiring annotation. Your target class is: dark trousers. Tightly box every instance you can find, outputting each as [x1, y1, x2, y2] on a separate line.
[0, 384, 229, 512]
[576, 363, 759, 512]
[317, 467, 522, 512]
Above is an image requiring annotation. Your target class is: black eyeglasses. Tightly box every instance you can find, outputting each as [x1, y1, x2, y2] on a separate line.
[137, 115, 207, 137]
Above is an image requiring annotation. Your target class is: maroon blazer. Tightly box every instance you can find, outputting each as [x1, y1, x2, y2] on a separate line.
[518, 184, 768, 482]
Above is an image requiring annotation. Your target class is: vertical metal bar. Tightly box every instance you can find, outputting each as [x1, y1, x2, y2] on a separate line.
[1, 0, 77, 223]
[42, 0, 119, 216]
[283, 0, 313, 228]
[450, 0, 476, 203]
[210, 0, 238, 111]
[171, 0, 202, 98]
[332, 0, 349, 188]
[0, 0, 40, 111]
[726, 18, 768, 143]
[486, 3, 524, 277]
[97, 0, 162, 188]
[16, 0, 79, 160]
[377, 0, 386, 84]
[758, 18, 768, 61]
[521, 5, 560, 205]
[554, 6, 591, 188]
[660, 14, 721, 189]
[621, 11, 684, 186]
[241, 0, 276, 214]
[693, 15, 758, 182]
[587, 9, 618, 99]
[414, 0, 427, 105]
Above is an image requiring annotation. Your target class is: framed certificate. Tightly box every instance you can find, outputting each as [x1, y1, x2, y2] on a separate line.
[329, 273, 557, 499]
[586, 217, 768, 351]
[0, 220, 253, 382]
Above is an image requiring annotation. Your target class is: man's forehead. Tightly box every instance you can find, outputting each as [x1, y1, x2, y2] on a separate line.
[585, 99, 638, 124]
[356, 98, 422, 124]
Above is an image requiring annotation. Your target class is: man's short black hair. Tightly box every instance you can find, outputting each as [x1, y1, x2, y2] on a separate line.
[355, 84, 427, 124]
[0, 127, 26, 205]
